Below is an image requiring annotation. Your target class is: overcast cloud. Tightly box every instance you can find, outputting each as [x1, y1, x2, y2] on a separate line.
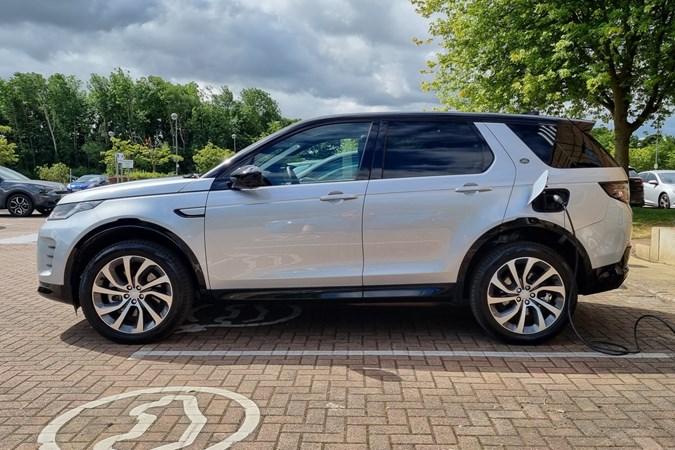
[2, 0, 672, 135]
[0, 0, 441, 119]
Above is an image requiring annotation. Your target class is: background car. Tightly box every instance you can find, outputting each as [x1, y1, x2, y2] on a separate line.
[0, 165, 65, 216]
[638, 170, 675, 208]
[627, 167, 644, 207]
[66, 174, 109, 192]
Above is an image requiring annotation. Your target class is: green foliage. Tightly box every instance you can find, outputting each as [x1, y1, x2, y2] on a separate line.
[413, 0, 675, 168]
[193, 142, 234, 173]
[0, 69, 292, 175]
[36, 162, 70, 183]
[101, 137, 184, 175]
[629, 135, 675, 172]
[0, 125, 18, 165]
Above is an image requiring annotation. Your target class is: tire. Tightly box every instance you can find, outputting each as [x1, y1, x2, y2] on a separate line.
[658, 193, 671, 209]
[7, 193, 34, 216]
[469, 242, 576, 344]
[79, 240, 194, 344]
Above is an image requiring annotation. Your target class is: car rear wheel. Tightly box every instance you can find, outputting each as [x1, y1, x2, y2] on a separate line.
[659, 193, 671, 209]
[7, 193, 34, 216]
[79, 240, 194, 344]
[469, 242, 575, 344]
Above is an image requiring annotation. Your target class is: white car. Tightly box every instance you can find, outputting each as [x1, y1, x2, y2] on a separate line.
[638, 170, 675, 208]
[37, 112, 632, 344]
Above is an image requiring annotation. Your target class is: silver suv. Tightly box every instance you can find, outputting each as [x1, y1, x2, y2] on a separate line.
[37, 113, 632, 344]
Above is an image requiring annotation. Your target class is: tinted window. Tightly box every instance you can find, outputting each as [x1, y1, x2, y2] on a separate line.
[240, 122, 371, 185]
[382, 121, 492, 179]
[508, 122, 619, 168]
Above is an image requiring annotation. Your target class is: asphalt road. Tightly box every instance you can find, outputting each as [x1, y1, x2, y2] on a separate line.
[1, 214, 673, 449]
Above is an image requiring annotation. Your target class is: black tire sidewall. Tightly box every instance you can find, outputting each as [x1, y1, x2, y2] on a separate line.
[470, 242, 576, 344]
[79, 240, 193, 344]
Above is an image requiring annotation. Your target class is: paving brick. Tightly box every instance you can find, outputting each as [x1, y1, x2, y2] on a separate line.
[1, 219, 675, 448]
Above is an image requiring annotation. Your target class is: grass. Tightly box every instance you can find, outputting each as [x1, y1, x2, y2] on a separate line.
[631, 207, 675, 239]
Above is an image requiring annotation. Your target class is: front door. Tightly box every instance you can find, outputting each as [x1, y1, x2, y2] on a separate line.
[204, 121, 374, 290]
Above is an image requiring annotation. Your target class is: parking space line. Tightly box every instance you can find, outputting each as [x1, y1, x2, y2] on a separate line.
[0, 233, 37, 244]
[129, 348, 672, 360]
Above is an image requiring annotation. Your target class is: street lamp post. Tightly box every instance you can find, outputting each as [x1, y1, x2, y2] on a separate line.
[232, 133, 237, 153]
[654, 133, 661, 170]
[171, 113, 178, 175]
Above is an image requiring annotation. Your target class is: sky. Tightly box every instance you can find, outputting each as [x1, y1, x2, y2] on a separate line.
[0, 0, 672, 134]
[0, 0, 441, 119]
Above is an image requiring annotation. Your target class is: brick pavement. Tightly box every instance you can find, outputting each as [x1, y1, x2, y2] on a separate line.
[0, 216, 674, 449]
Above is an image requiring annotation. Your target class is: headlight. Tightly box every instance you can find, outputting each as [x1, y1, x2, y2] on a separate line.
[48, 201, 102, 220]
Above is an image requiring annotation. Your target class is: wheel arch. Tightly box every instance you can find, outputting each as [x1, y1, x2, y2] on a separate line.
[456, 217, 592, 302]
[66, 219, 207, 308]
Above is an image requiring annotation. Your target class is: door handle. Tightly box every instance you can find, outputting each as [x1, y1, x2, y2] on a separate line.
[455, 183, 493, 193]
[320, 191, 359, 202]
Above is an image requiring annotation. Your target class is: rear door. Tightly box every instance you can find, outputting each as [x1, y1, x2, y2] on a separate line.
[362, 119, 516, 287]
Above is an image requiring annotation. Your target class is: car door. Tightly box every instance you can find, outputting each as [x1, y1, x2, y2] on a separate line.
[362, 119, 516, 288]
[640, 172, 658, 206]
[204, 121, 375, 291]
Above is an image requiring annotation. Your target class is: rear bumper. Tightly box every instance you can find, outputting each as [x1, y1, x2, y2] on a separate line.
[580, 245, 630, 295]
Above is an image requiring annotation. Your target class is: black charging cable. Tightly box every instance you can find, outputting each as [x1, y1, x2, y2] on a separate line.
[552, 194, 675, 355]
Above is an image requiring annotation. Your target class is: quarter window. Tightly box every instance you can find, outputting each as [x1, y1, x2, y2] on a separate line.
[508, 122, 619, 168]
[382, 121, 492, 179]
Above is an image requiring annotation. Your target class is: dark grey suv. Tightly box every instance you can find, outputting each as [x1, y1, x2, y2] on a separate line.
[0, 166, 65, 216]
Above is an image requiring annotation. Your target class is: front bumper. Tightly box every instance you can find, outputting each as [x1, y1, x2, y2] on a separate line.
[37, 281, 73, 305]
[35, 191, 64, 210]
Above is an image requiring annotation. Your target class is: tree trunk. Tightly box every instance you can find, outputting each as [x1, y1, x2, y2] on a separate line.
[613, 119, 631, 169]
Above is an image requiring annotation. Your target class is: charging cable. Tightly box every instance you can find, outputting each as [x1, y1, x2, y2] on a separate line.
[552, 193, 675, 356]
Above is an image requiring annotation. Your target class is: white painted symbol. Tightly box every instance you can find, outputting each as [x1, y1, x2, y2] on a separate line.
[93, 395, 205, 450]
[38, 387, 260, 450]
[177, 303, 302, 333]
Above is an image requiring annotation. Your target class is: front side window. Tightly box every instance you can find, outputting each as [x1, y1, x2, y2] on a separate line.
[382, 121, 492, 179]
[241, 122, 371, 185]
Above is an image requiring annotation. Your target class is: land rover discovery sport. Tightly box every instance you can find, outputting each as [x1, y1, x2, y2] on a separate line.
[37, 112, 632, 344]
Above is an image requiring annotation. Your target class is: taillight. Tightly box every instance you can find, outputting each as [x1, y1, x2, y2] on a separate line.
[599, 181, 629, 204]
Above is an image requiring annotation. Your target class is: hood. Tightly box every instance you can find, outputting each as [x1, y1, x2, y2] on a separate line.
[8, 179, 65, 190]
[59, 176, 214, 204]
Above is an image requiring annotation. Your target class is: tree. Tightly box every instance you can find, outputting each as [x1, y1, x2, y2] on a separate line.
[36, 162, 69, 184]
[192, 142, 234, 173]
[413, 0, 675, 168]
[0, 125, 18, 165]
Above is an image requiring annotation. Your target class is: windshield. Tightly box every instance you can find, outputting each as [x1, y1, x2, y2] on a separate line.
[0, 166, 30, 181]
[76, 175, 98, 182]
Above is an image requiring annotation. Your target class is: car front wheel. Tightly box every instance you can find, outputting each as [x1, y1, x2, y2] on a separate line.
[79, 240, 194, 344]
[658, 193, 671, 209]
[469, 242, 575, 344]
[7, 193, 34, 216]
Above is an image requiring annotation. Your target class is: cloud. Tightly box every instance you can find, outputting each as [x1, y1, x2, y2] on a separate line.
[0, 0, 440, 118]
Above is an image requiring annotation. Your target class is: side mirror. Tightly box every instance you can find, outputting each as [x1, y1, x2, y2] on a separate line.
[230, 165, 265, 190]
[648, 180, 658, 186]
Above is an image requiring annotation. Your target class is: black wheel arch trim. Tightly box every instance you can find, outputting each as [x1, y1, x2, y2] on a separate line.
[455, 217, 596, 300]
[65, 220, 207, 307]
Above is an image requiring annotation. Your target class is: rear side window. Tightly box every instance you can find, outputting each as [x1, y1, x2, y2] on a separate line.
[382, 121, 493, 179]
[508, 122, 619, 168]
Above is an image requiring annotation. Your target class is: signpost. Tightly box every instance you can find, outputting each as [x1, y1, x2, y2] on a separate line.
[114, 153, 124, 182]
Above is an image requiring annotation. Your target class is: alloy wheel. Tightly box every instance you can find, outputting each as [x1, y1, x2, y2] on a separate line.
[486, 256, 566, 335]
[91, 255, 174, 334]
